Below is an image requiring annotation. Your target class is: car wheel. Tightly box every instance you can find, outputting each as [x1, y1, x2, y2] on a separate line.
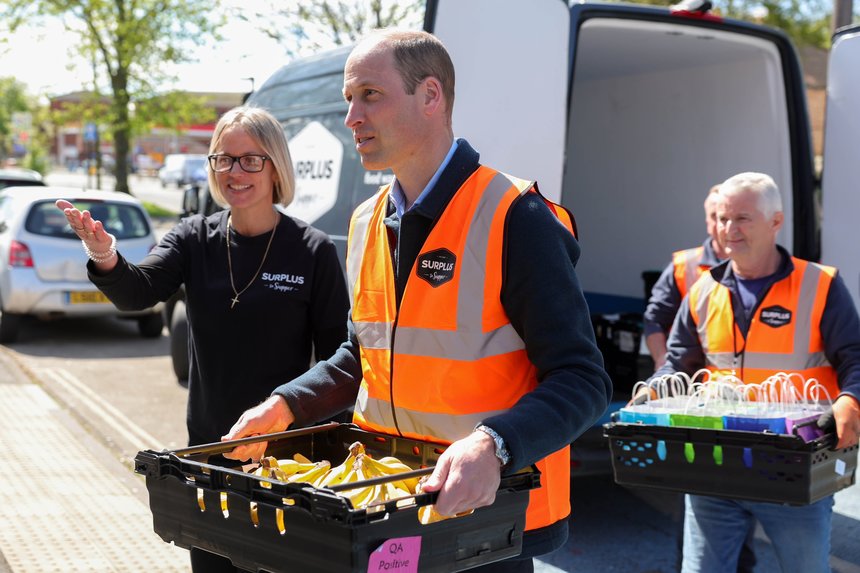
[137, 313, 164, 338]
[0, 310, 21, 343]
[169, 300, 190, 383]
[163, 290, 183, 334]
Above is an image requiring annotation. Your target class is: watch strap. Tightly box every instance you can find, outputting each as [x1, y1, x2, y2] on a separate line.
[475, 424, 511, 467]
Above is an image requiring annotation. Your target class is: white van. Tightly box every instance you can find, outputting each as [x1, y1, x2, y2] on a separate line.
[158, 154, 207, 188]
[170, 0, 860, 473]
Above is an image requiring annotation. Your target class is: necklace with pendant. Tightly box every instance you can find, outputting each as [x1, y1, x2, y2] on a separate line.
[226, 212, 277, 309]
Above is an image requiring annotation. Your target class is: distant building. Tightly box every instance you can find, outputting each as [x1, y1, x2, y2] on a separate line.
[798, 45, 827, 159]
[49, 91, 245, 172]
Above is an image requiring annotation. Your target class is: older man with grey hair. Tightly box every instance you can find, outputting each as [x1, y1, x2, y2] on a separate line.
[652, 171, 860, 573]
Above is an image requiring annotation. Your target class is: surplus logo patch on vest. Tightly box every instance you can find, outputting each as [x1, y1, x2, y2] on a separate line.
[760, 305, 792, 328]
[416, 248, 456, 287]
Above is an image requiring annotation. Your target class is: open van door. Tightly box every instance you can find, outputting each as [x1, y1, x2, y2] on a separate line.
[426, 0, 570, 200]
[821, 26, 860, 311]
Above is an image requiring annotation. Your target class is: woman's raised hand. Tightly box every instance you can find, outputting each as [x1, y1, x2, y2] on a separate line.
[55, 199, 117, 267]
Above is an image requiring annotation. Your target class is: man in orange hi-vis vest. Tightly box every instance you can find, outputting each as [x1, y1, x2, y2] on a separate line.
[653, 172, 860, 573]
[223, 29, 612, 571]
[644, 183, 759, 573]
[644, 185, 728, 369]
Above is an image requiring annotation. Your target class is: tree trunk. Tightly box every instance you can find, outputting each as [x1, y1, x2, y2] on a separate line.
[111, 69, 131, 194]
[113, 118, 130, 194]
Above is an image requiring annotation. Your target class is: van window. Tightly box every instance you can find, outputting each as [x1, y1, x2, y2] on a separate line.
[25, 200, 151, 240]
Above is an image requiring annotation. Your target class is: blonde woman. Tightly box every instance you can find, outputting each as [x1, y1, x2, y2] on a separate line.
[57, 106, 349, 572]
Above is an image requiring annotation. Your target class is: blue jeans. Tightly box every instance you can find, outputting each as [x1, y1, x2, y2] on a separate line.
[681, 494, 834, 573]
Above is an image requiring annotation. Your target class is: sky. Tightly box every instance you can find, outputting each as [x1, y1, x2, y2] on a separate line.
[0, 10, 288, 98]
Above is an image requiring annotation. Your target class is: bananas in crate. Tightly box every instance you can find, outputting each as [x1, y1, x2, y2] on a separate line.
[251, 441, 419, 509]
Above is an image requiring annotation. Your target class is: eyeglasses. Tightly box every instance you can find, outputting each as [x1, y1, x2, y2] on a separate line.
[208, 154, 270, 173]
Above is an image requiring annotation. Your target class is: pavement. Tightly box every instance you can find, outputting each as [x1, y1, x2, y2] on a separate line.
[0, 347, 191, 573]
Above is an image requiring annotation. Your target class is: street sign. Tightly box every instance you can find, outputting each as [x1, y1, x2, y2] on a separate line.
[84, 122, 98, 143]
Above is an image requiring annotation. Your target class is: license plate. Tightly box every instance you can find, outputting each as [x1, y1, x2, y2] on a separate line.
[68, 291, 111, 304]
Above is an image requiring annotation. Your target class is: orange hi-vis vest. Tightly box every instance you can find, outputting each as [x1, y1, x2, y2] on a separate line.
[688, 257, 839, 396]
[345, 165, 576, 531]
[673, 246, 709, 299]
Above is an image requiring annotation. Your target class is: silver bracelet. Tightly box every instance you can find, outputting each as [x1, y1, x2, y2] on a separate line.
[82, 234, 117, 263]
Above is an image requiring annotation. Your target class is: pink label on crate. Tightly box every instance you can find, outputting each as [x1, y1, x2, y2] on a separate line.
[367, 536, 421, 573]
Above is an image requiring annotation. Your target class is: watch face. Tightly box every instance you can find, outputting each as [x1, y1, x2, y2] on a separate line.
[497, 444, 511, 465]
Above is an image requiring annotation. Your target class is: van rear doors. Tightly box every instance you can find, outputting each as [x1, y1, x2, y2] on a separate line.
[821, 26, 860, 310]
[428, 0, 816, 314]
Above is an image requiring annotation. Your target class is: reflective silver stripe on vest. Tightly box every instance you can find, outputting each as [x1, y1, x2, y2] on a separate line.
[354, 321, 392, 350]
[355, 384, 398, 428]
[792, 262, 822, 359]
[707, 352, 736, 370]
[394, 172, 528, 360]
[348, 189, 390, 350]
[683, 249, 701, 293]
[707, 350, 829, 371]
[360, 388, 508, 443]
[741, 262, 830, 370]
[693, 273, 716, 352]
[698, 261, 831, 372]
[346, 190, 385, 301]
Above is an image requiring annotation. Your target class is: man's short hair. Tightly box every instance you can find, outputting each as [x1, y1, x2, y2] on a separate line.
[369, 29, 455, 119]
[719, 172, 782, 219]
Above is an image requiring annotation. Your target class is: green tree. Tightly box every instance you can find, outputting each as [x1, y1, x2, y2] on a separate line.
[0, 77, 30, 160]
[0, 0, 223, 193]
[241, 0, 424, 59]
[23, 103, 53, 175]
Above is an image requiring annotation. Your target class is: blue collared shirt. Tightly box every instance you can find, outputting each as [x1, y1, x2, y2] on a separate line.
[390, 140, 458, 218]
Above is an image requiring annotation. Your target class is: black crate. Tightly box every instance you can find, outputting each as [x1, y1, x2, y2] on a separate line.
[604, 422, 858, 505]
[134, 423, 540, 573]
[591, 313, 647, 394]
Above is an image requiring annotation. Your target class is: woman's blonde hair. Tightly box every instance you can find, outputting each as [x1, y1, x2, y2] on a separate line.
[207, 106, 295, 208]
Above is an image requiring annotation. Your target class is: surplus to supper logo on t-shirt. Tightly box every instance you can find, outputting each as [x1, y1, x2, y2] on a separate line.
[261, 272, 306, 293]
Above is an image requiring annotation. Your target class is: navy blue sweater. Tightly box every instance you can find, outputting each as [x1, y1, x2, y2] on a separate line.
[273, 139, 611, 557]
[88, 211, 349, 446]
[643, 237, 724, 336]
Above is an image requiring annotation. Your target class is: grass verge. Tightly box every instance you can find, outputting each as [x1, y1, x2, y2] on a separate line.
[142, 201, 177, 219]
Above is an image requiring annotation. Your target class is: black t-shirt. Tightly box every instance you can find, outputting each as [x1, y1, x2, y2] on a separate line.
[89, 210, 349, 445]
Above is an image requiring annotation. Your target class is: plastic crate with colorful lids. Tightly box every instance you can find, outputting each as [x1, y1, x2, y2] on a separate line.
[603, 371, 859, 505]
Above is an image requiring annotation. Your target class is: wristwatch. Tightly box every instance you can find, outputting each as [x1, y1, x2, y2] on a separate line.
[476, 424, 511, 467]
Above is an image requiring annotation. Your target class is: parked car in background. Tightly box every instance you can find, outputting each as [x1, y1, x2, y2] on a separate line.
[0, 168, 46, 191]
[158, 154, 207, 188]
[0, 187, 164, 342]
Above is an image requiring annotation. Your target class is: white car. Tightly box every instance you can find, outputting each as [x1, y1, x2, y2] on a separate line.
[0, 187, 164, 342]
[0, 168, 45, 191]
[157, 154, 207, 188]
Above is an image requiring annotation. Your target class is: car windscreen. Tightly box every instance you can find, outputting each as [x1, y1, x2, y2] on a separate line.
[26, 200, 151, 240]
